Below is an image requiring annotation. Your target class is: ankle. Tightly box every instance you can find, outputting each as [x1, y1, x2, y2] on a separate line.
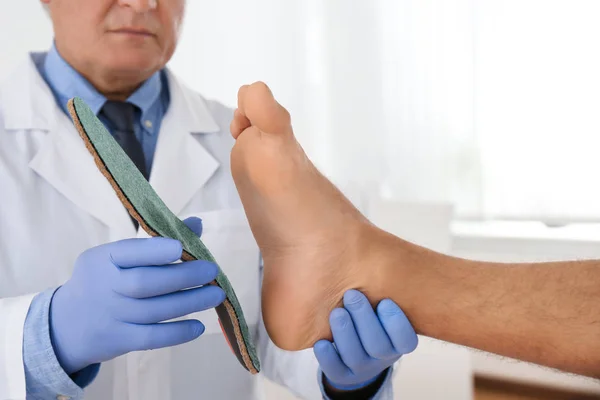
[353, 224, 441, 316]
[365, 228, 467, 339]
[346, 223, 403, 303]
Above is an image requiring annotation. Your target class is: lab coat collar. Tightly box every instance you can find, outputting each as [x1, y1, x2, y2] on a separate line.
[1, 55, 222, 231]
[149, 69, 220, 216]
[162, 69, 221, 134]
[0, 54, 221, 136]
[43, 45, 106, 116]
[1, 54, 136, 235]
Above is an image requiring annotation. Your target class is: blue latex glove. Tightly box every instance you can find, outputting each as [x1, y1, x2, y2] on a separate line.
[50, 217, 224, 375]
[314, 290, 418, 392]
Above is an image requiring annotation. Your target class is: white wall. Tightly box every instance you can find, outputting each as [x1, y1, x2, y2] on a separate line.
[169, 0, 481, 209]
[0, 1, 52, 81]
[168, 0, 385, 184]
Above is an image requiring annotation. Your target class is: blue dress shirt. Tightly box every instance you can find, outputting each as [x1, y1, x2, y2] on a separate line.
[41, 44, 169, 173]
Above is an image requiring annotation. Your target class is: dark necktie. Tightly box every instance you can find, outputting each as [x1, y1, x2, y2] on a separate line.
[99, 101, 149, 180]
[99, 101, 147, 229]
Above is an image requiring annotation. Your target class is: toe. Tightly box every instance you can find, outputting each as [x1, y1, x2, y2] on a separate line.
[230, 108, 251, 139]
[238, 81, 292, 136]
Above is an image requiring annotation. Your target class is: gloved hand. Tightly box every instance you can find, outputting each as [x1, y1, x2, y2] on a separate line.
[314, 290, 418, 392]
[50, 217, 224, 375]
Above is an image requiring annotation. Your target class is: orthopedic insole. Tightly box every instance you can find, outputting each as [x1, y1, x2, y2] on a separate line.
[67, 97, 260, 374]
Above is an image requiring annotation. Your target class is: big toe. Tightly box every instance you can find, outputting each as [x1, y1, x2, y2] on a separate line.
[237, 81, 293, 136]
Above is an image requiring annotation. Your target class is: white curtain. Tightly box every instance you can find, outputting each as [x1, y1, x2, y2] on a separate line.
[170, 0, 480, 215]
[171, 0, 600, 223]
[474, 0, 600, 223]
[375, 0, 479, 215]
[4, 0, 600, 223]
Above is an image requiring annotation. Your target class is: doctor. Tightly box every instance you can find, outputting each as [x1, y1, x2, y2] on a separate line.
[0, 0, 418, 399]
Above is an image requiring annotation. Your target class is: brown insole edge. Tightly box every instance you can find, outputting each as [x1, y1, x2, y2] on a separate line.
[67, 99, 259, 374]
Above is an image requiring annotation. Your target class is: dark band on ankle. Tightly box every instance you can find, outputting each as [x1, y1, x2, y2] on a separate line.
[323, 369, 389, 400]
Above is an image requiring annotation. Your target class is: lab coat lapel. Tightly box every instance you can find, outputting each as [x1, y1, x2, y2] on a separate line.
[149, 70, 221, 216]
[2, 56, 135, 236]
[29, 117, 134, 235]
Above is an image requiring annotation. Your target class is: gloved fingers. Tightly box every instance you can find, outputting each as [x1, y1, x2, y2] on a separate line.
[314, 340, 350, 382]
[102, 237, 183, 268]
[114, 285, 226, 324]
[343, 290, 397, 360]
[114, 260, 219, 298]
[182, 217, 203, 237]
[124, 319, 205, 352]
[329, 308, 370, 370]
[377, 299, 418, 354]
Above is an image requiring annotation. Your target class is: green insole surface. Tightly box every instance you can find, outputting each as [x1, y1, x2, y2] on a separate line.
[68, 97, 260, 373]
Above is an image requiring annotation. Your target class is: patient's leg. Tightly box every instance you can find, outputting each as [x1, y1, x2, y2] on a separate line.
[229, 83, 600, 380]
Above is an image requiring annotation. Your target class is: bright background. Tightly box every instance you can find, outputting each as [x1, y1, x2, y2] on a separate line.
[3, 1, 600, 398]
[7, 0, 600, 225]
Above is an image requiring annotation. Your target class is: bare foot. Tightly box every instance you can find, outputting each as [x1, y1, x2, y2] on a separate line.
[230, 82, 387, 350]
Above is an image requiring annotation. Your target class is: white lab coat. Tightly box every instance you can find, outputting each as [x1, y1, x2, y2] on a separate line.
[0, 55, 324, 400]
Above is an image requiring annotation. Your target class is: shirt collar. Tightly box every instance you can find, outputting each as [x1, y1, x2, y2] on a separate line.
[43, 44, 106, 115]
[127, 70, 162, 119]
[44, 43, 162, 118]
